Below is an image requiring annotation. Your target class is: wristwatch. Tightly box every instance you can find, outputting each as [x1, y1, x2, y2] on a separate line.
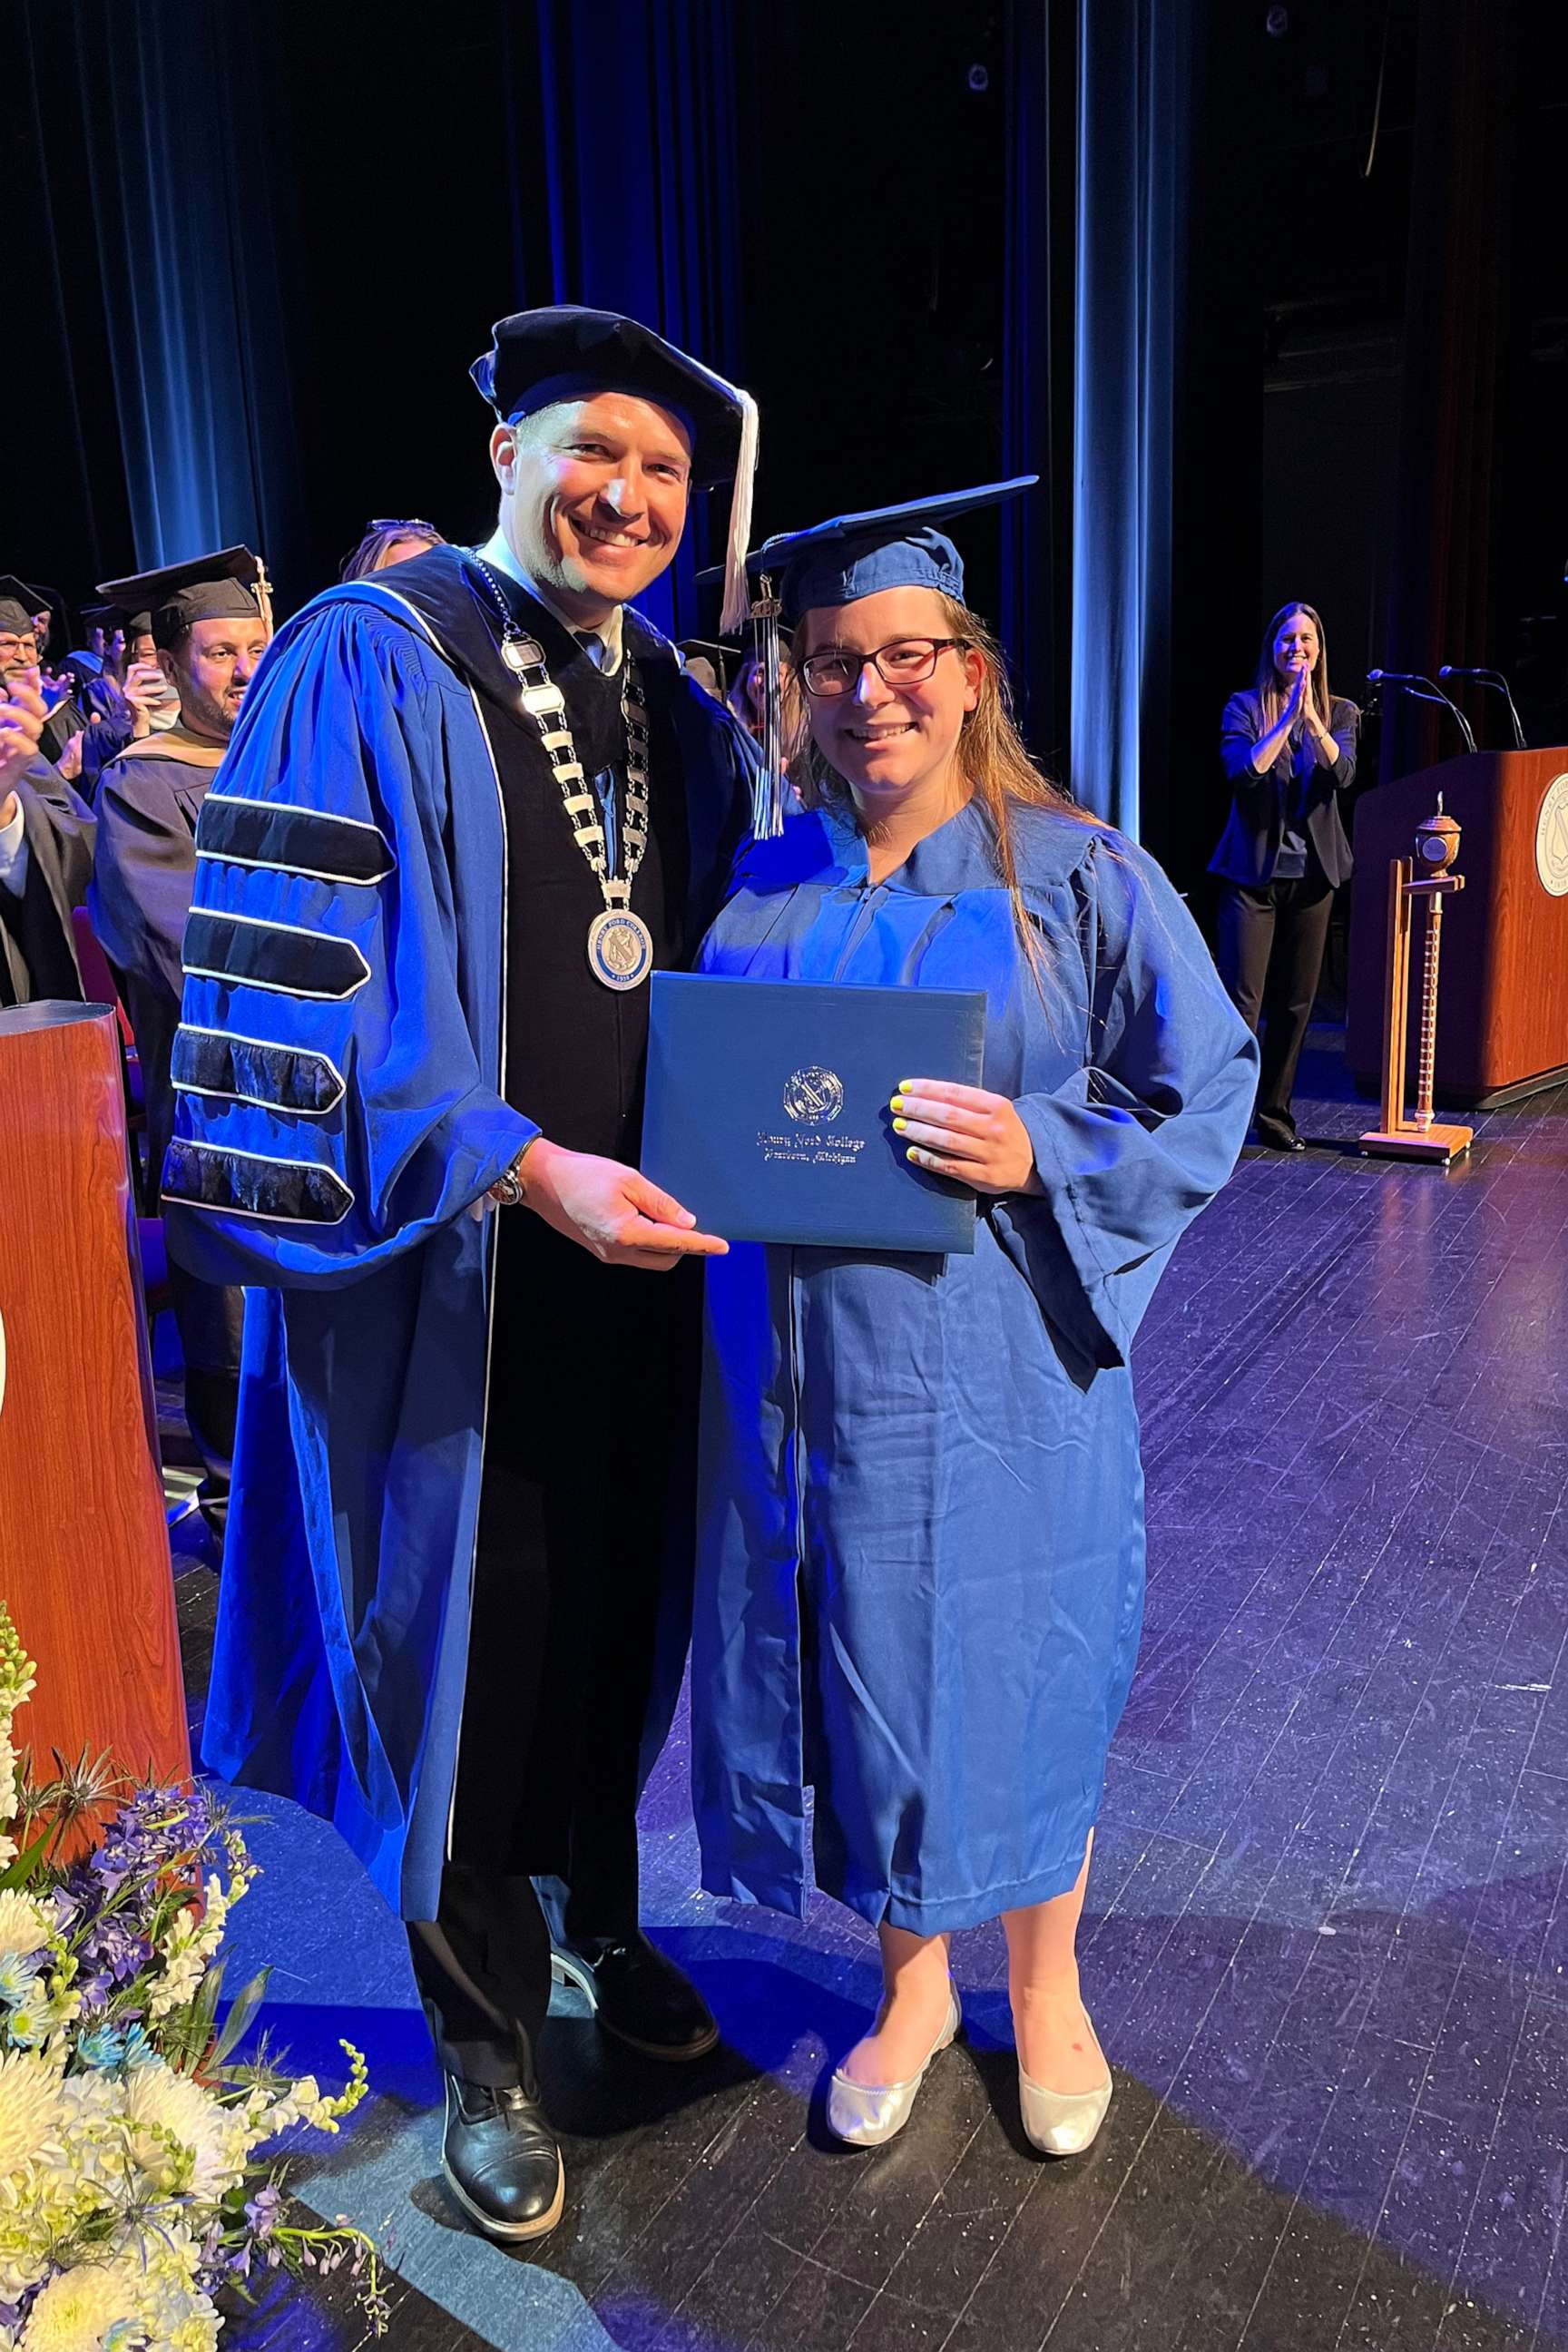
[489, 1135, 540, 1209]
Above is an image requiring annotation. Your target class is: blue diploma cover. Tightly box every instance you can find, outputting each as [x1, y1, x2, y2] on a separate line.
[642, 972, 987, 1253]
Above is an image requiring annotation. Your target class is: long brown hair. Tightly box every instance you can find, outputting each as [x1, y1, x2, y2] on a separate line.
[787, 592, 1097, 985]
[339, 519, 446, 583]
[1254, 601, 1338, 735]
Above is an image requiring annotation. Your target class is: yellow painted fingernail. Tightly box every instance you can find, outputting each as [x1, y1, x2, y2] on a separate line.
[893, 1117, 907, 1133]
[906, 1146, 921, 1162]
[889, 1094, 905, 1112]
[898, 1079, 914, 1091]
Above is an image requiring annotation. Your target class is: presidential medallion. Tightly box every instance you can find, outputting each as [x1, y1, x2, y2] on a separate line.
[587, 909, 654, 991]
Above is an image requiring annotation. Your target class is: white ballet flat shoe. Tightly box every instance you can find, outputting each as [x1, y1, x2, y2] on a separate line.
[827, 1987, 963, 2148]
[1017, 2021, 1113, 2158]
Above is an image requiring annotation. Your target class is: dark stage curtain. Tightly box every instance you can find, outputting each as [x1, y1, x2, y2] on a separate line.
[1378, 0, 1522, 781]
[1064, 0, 1197, 836]
[1001, 3, 1078, 782]
[503, 0, 746, 642]
[19, 3, 311, 597]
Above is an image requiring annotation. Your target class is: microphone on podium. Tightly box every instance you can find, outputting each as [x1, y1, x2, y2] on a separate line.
[1437, 665, 1527, 750]
[1367, 671, 1477, 756]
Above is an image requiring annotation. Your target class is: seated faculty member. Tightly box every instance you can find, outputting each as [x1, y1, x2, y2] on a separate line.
[691, 485, 1257, 2159]
[161, 307, 760, 2246]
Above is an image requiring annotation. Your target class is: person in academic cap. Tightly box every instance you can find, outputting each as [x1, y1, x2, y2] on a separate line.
[690, 483, 1258, 2160]
[87, 546, 271, 1537]
[159, 307, 761, 2244]
[52, 605, 169, 807]
[0, 663, 93, 1006]
[0, 578, 83, 771]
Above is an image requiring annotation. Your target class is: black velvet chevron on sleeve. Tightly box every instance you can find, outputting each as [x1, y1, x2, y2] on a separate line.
[171, 1025, 346, 1115]
[183, 911, 370, 999]
[162, 1139, 354, 1224]
[197, 795, 396, 885]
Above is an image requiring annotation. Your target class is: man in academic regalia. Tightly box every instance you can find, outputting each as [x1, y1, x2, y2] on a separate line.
[161, 308, 761, 2243]
[0, 577, 87, 769]
[88, 549, 270, 1535]
[0, 661, 93, 1005]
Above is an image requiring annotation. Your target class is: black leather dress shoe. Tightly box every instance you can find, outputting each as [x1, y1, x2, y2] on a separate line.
[1254, 1121, 1307, 1153]
[441, 2073, 564, 2241]
[552, 1933, 720, 2062]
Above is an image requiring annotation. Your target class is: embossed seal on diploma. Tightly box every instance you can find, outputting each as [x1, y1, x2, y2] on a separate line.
[783, 1067, 845, 1124]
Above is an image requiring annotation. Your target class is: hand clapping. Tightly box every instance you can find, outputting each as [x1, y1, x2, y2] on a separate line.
[0, 667, 48, 812]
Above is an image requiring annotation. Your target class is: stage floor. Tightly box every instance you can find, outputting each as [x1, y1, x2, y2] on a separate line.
[180, 1024, 1568, 2352]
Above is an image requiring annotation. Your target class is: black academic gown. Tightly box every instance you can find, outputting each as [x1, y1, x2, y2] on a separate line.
[373, 549, 750, 1940]
[88, 731, 244, 1517]
[0, 761, 92, 1007]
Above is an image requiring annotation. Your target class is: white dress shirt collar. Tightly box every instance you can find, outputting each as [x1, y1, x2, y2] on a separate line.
[477, 531, 625, 676]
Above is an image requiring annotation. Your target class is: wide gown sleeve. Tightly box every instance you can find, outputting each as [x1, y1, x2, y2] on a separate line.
[89, 761, 198, 1002]
[991, 837, 1259, 1375]
[162, 603, 534, 1291]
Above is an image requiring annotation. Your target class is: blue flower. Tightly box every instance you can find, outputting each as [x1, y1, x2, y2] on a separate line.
[120, 2022, 155, 2068]
[245, 2183, 283, 2240]
[77, 2021, 130, 2069]
[0, 1951, 42, 2006]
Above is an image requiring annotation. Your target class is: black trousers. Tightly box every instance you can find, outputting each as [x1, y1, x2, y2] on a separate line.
[1216, 873, 1335, 1138]
[167, 1256, 243, 1535]
[407, 1220, 701, 2087]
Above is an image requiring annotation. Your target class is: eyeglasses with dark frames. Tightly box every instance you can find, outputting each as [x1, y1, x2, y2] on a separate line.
[799, 636, 969, 700]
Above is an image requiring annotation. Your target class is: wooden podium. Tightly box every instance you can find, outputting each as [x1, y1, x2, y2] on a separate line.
[0, 1003, 189, 1785]
[1348, 748, 1568, 1106]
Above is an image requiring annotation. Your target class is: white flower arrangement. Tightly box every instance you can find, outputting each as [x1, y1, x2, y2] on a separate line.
[0, 1603, 386, 2347]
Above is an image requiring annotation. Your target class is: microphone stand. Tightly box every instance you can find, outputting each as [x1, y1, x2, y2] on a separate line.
[1438, 666, 1527, 750]
[1368, 673, 1477, 756]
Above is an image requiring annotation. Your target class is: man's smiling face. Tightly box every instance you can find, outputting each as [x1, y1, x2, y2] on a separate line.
[495, 391, 692, 628]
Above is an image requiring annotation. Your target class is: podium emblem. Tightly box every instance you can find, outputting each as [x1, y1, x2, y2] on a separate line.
[783, 1067, 845, 1124]
[1535, 774, 1568, 898]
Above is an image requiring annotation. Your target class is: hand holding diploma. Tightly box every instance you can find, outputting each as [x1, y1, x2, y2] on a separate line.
[890, 1079, 1043, 1197]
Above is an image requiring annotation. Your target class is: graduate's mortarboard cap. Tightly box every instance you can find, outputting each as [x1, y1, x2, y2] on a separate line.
[0, 577, 43, 638]
[95, 545, 272, 649]
[702, 477, 1039, 843]
[741, 476, 1039, 625]
[471, 305, 760, 632]
[81, 600, 153, 643]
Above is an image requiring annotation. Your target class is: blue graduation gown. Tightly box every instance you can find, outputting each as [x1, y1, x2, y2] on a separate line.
[162, 574, 754, 1921]
[691, 798, 1258, 1934]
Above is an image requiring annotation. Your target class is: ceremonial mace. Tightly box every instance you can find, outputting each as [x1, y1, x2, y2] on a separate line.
[1359, 799, 1475, 1165]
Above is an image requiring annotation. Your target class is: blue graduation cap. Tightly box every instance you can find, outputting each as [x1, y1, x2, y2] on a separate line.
[711, 476, 1038, 839]
[750, 475, 1039, 624]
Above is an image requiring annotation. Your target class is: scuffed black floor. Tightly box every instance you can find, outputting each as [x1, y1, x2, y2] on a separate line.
[173, 1028, 1568, 2351]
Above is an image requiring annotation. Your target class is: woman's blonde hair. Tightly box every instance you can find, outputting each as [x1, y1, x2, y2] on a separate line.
[787, 592, 1097, 984]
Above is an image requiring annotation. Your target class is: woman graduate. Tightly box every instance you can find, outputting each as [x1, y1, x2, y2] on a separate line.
[691, 483, 1257, 2155]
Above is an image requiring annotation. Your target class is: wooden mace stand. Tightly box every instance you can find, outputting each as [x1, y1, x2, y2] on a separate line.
[1360, 805, 1475, 1165]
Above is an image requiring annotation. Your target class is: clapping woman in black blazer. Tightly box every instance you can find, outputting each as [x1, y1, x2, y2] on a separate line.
[1209, 602, 1358, 1151]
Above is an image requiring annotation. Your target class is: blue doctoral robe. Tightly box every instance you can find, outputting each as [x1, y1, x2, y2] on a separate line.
[162, 573, 756, 1921]
[691, 797, 1258, 1934]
